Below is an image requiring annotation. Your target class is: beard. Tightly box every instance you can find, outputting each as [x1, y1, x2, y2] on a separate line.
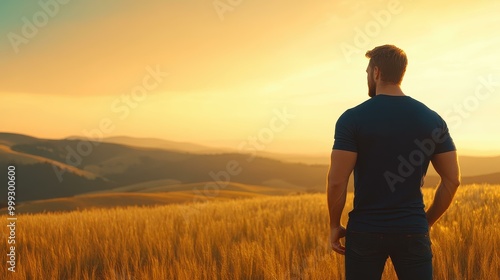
[368, 81, 376, 97]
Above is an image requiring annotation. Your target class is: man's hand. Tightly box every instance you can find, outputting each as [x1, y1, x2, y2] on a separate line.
[330, 225, 347, 255]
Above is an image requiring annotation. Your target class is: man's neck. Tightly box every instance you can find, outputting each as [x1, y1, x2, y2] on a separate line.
[376, 83, 405, 96]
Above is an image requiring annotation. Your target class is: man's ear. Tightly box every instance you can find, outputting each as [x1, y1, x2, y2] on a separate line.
[373, 66, 380, 81]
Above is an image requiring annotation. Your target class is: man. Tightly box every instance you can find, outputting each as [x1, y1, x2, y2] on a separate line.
[327, 44, 461, 280]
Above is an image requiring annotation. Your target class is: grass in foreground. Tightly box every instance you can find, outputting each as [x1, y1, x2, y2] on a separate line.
[1, 184, 499, 279]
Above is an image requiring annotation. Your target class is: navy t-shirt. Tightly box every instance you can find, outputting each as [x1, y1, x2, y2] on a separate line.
[333, 95, 456, 233]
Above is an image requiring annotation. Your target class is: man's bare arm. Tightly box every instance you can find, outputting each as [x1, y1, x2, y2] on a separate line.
[327, 149, 357, 254]
[426, 151, 461, 228]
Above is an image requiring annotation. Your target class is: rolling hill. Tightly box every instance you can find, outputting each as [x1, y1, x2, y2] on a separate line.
[6, 182, 290, 215]
[69, 135, 226, 154]
[0, 133, 328, 204]
[94, 135, 500, 170]
[1, 132, 499, 214]
[94, 135, 331, 165]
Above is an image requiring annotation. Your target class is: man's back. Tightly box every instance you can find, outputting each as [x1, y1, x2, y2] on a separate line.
[333, 94, 456, 233]
[327, 44, 460, 280]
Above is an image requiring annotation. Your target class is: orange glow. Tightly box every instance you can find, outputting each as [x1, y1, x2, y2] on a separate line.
[1, 0, 499, 155]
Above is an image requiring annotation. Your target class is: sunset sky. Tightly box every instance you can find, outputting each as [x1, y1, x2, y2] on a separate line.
[1, 0, 499, 155]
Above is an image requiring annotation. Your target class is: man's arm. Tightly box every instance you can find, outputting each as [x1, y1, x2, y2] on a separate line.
[426, 151, 461, 228]
[327, 149, 357, 255]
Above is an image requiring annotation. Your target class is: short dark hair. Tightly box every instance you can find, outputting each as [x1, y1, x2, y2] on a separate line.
[365, 45, 407, 84]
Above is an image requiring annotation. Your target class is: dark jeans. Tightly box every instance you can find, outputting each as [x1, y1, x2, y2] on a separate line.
[345, 230, 433, 280]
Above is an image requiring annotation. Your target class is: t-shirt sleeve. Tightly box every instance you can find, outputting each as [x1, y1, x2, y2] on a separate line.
[332, 109, 358, 152]
[433, 115, 456, 154]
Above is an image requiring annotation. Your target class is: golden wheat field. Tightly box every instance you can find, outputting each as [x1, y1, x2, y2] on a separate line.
[1, 184, 499, 280]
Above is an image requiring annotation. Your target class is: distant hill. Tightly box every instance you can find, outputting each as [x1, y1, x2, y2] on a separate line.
[462, 172, 500, 185]
[0, 132, 40, 147]
[0, 162, 109, 202]
[452, 156, 500, 176]
[0, 144, 98, 179]
[8, 140, 327, 188]
[0, 133, 328, 204]
[94, 135, 330, 165]
[0, 132, 499, 210]
[94, 135, 500, 174]
[424, 172, 500, 188]
[71, 135, 228, 154]
[7, 182, 290, 215]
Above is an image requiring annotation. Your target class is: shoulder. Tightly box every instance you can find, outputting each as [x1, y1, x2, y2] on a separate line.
[407, 97, 450, 128]
[409, 97, 444, 119]
[407, 96, 433, 110]
[335, 99, 374, 127]
[337, 108, 357, 124]
[338, 98, 375, 120]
